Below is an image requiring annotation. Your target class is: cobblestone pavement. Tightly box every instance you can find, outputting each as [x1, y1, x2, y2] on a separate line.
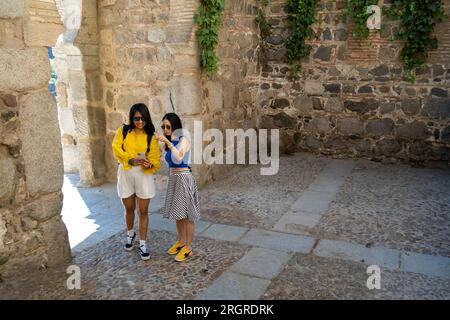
[313, 160, 450, 257]
[200, 153, 330, 230]
[0, 230, 249, 299]
[1, 153, 449, 299]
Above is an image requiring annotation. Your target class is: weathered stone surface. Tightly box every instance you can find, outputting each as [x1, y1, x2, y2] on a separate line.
[397, 121, 430, 140]
[358, 85, 373, 94]
[324, 97, 342, 113]
[272, 98, 290, 109]
[442, 126, 450, 143]
[117, 94, 149, 114]
[366, 118, 395, 137]
[369, 65, 389, 76]
[431, 88, 448, 98]
[305, 135, 321, 149]
[313, 45, 332, 61]
[273, 112, 297, 128]
[0, 156, 16, 200]
[376, 139, 402, 155]
[87, 106, 106, 136]
[422, 98, 450, 119]
[26, 192, 63, 223]
[266, 35, 284, 45]
[324, 137, 347, 150]
[0, 0, 24, 18]
[409, 141, 430, 156]
[324, 83, 341, 93]
[0, 94, 17, 109]
[0, 48, 50, 91]
[400, 99, 421, 115]
[337, 118, 363, 135]
[344, 99, 379, 114]
[304, 81, 324, 95]
[322, 28, 332, 40]
[24, 20, 64, 47]
[19, 91, 63, 196]
[380, 102, 395, 114]
[170, 77, 201, 115]
[309, 117, 330, 134]
[335, 29, 347, 41]
[39, 216, 71, 267]
[107, 112, 124, 131]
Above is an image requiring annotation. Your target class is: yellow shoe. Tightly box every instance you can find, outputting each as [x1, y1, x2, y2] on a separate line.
[167, 240, 185, 255]
[175, 247, 192, 262]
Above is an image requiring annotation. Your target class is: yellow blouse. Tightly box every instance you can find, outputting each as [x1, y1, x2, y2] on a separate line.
[112, 126, 161, 174]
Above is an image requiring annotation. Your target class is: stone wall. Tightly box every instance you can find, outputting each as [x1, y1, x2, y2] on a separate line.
[257, 0, 450, 164]
[0, 0, 71, 276]
[98, 0, 260, 186]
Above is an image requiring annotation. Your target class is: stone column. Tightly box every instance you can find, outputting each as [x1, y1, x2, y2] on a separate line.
[0, 0, 71, 276]
[56, 0, 106, 186]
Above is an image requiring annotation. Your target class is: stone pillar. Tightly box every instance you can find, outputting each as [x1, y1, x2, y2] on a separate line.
[0, 0, 71, 276]
[56, 0, 106, 186]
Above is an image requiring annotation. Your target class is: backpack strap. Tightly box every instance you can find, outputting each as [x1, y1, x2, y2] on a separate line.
[122, 125, 129, 151]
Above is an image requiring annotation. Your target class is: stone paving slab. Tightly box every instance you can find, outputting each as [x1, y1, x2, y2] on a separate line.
[195, 271, 271, 300]
[230, 247, 292, 280]
[313, 239, 400, 270]
[273, 211, 323, 233]
[239, 229, 315, 253]
[199, 223, 249, 242]
[289, 190, 336, 214]
[263, 254, 450, 300]
[400, 251, 450, 279]
[307, 176, 346, 195]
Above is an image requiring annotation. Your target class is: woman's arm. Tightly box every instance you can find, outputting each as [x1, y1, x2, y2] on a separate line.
[168, 137, 190, 161]
[144, 135, 161, 173]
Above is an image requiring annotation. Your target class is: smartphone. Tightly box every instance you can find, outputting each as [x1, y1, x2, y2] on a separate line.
[137, 152, 146, 160]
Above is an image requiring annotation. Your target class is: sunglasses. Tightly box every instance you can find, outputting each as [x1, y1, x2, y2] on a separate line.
[133, 116, 146, 122]
[161, 124, 171, 130]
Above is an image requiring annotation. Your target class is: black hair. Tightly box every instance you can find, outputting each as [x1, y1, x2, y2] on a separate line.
[123, 103, 155, 153]
[162, 112, 182, 151]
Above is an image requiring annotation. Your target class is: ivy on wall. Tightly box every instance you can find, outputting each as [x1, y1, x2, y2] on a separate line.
[285, 0, 319, 75]
[385, 0, 447, 82]
[256, 0, 271, 38]
[194, 0, 225, 76]
[342, 0, 446, 82]
[342, 0, 379, 39]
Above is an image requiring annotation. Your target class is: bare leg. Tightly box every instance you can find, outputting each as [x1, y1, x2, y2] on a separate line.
[137, 197, 150, 241]
[176, 219, 187, 244]
[122, 195, 136, 231]
[185, 219, 195, 250]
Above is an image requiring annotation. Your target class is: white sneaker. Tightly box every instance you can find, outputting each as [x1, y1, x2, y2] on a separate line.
[124, 232, 136, 251]
[139, 244, 150, 261]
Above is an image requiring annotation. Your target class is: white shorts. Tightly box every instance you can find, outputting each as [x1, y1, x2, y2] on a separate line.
[117, 165, 155, 199]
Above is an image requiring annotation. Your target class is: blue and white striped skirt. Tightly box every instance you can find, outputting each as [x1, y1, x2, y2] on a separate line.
[161, 169, 200, 222]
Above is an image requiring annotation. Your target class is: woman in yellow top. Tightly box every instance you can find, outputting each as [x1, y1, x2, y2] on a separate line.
[112, 103, 160, 260]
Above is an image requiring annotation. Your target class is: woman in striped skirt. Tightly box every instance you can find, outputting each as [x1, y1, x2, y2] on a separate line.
[155, 113, 200, 262]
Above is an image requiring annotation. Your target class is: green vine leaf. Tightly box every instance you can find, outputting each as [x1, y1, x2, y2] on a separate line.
[194, 0, 225, 76]
[384, 0, 446, 82]
[285, 0, 320, 73]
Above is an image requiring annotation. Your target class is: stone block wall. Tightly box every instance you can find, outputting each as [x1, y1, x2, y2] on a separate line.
[257, 0, 450, 164]
[0, 0, 71, 276]
[98, 0, 260, 186]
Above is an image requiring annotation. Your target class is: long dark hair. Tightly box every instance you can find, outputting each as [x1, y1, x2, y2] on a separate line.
[162, 112, 182, 151]
[123, 103, 155, 153]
